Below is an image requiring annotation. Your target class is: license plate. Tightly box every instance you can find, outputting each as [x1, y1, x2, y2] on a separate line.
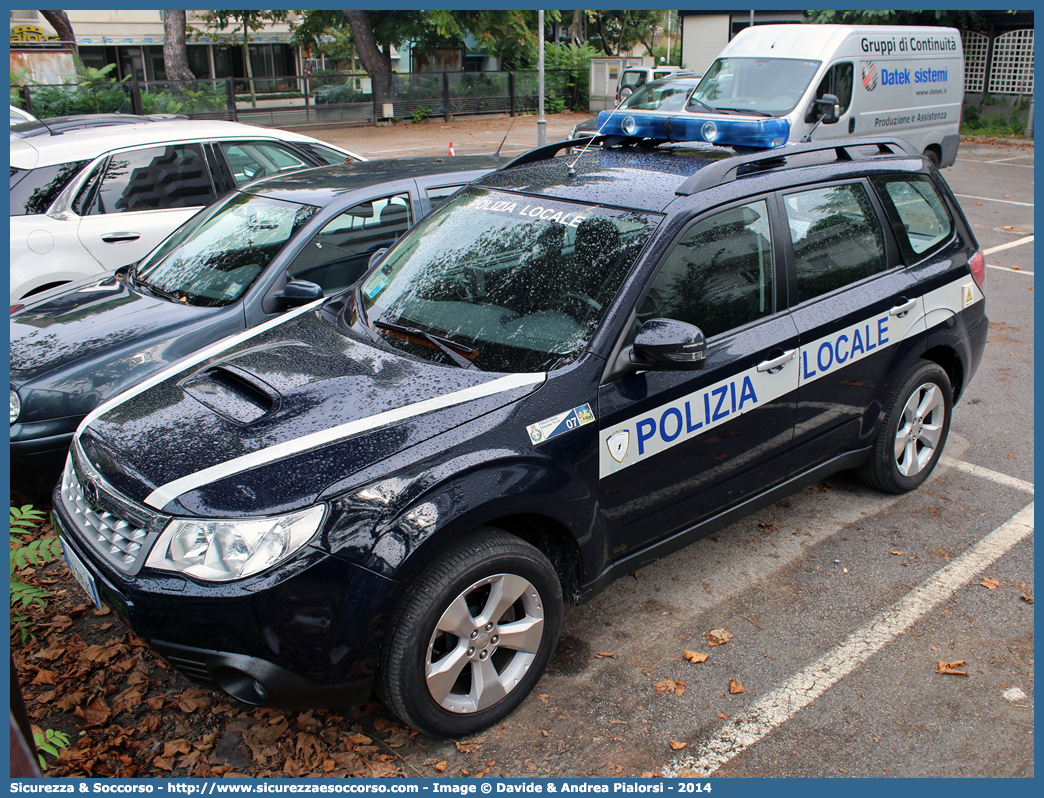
[61, 541, 103, 611]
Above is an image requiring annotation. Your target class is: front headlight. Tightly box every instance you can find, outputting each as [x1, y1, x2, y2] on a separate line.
[145, 505, 326, 581]
[10, 389, 20, 425]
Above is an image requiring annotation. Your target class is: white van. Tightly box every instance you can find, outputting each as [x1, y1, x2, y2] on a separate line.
[693, 25, 964, 166]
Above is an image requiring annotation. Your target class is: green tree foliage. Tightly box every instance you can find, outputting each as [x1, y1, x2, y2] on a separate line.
[10, 505, 62, 642]
[197, 11, 290, 106]
[586, 10, 663, 56]
[805, 10, 985, 29]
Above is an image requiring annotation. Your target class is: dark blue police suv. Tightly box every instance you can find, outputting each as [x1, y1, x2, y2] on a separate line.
[52, 126, 987, 737]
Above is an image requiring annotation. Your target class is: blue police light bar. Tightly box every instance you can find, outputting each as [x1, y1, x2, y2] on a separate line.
[594, 110, 791, 149]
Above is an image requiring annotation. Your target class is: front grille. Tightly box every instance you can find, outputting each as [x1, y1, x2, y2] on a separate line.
[59, 447, 166, 575]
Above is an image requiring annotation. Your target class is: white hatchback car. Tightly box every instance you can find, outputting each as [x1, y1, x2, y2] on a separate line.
[10, 119, 365, 303]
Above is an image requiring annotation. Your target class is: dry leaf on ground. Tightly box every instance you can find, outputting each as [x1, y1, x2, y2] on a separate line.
[670, 740, 687, 751]
[705, 628, 733, 646]
[980, 578, 1000, 590]
[935, 660, 969, 676]
[683, 650, 708, 664]
[729, 679, 745, 694]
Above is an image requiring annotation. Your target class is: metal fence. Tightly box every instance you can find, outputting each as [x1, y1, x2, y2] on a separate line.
[11, 70, 578, 128]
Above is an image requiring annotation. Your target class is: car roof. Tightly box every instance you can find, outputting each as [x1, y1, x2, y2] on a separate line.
[9, 119, 357, 170]
[474, 145, 735, 213]
[475, 137, 925, 214]
[245, 154, 505, 205]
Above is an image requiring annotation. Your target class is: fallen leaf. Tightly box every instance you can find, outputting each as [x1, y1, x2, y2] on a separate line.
[670, 740, 687, 751]
[346, 733, 372, 746]
[80, 695, 112, 728]
[434, 761, 447, 773]
[892, 551, 903, 556]
[653, 679, 687, 697]
[716, 712, 729, 720]
[705, 628, 733, 646]
[935, 660, 969, 676]
[455, 738, 485, 754]
[729, 679, 745, 694]
[162, 740, 192, 758]
[980, 578, 1000, 590]
[683, 650, 708, 664]
[152, 756, 173, 772]
[1020, 593, 1033, 604]
[595, 652, 617, 659]
[974, 202, 983, 206]
[31, 669, 57, 686]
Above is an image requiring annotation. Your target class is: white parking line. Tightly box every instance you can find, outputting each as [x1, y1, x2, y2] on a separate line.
[941, 456, 1034, 494]
[984, 235, 1034, 255]
[663, 501, 1034, 777]
[987, 263, 1034, 276]
[957, 158, 1034, 169]
[955, 193, 1034, 208]
[662, 458, 1034, 777]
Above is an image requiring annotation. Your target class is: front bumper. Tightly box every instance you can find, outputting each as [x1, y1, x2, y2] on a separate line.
[51, 466, 400, 710]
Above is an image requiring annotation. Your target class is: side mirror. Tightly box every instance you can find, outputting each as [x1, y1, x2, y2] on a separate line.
[815, 93, 840, 124]
[630, 318, 706, 370]
[280, 279, 323, 308]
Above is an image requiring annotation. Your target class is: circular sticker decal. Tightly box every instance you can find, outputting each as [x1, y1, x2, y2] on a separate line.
[862, 62, 879, 91]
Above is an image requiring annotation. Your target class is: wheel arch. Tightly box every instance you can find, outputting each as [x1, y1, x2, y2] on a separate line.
[921, 344, 967, 401]
[357, 459, 593, 606]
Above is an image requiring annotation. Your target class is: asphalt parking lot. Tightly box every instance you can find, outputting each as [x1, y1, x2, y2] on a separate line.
[280, 120, 1032, 778]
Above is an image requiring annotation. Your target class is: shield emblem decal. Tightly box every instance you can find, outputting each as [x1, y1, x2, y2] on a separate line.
[606, 430, 630, 463]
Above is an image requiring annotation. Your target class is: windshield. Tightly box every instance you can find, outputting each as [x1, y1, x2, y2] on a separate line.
[135, 192, 319, 306]
[692, 57, 822, 116]
[619, 81, 695, 113]
[352, 187, 660, 372]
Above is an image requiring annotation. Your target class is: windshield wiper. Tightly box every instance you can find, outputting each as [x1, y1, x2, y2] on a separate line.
[352, 285, 392, 350]
[687, 96, 718, 113]
[713, 107, 773, 117]
[373, 319, 478, 370]
[132, 269, 183, 303]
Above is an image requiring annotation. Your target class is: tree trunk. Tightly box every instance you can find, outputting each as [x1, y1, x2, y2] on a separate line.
[41, 10, 74, 44]
[243, 40, 257, 108]
[162, 10, 195, 82]
[570, 9, 585, 45]
[342, 10, 391, 73]
[592, 14, 615, 56]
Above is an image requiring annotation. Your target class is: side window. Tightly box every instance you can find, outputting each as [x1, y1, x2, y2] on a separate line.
[286, 194, 412, 296]
[815, 62, 854, 115]
[784, 183, 887, 302]
[871, 175, 954, 261]
[295, 142, 355, 166]
[217, 141, 311, 185]
[9, 160, 89, 216]
[639, 200, 774, 338]
[426, 184, 464, 212]
[90, 144, 216, 215]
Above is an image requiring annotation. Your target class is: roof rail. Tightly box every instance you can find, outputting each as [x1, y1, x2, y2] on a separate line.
[675, 137, 921, 196]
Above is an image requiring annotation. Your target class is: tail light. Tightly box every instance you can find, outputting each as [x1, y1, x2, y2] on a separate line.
[969, 249, 986, 292]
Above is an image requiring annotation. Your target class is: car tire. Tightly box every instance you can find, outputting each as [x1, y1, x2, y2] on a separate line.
[377, 529, 563, 737]
[856, 360, 952, 494]
[924, 148, 941, 169]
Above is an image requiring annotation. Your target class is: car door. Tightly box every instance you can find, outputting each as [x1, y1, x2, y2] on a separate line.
[597, 198, 800, 558]
[75, 143, 218, 271]
[779, 179, 927, 477]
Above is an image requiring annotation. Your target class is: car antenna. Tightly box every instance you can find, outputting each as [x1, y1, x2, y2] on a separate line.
[494, 115, 518, 160]
[567, 99, 627, 176]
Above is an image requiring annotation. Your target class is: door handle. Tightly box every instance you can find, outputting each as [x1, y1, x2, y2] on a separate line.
[889, 298, 917, 318]
[101, 232, 141, 244]
[757, 349, 796, 373]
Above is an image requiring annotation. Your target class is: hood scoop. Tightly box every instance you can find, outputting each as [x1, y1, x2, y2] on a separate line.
[182, 365, 280, 425]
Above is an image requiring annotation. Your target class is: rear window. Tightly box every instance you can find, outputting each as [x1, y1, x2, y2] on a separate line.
[10, 161, 89, 216]
[871, 175, 954, 262]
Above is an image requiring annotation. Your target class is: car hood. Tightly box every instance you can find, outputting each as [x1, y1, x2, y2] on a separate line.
[10, 276, 226, 418]
[75, 304, 545, 516]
